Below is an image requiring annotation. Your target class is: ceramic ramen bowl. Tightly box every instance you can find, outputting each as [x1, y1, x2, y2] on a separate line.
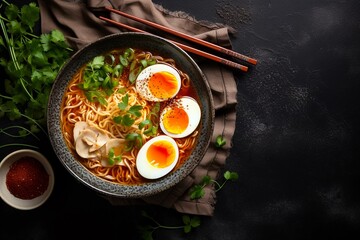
[47, 32, 214, 198]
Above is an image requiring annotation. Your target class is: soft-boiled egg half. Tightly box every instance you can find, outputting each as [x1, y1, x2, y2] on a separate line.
[136, 135, 179, 179]
[136, 63, 181, 102]
[160, 96, 201, 138]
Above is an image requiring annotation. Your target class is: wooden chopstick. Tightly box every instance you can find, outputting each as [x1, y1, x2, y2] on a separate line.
[105, 6, 257, 66]
[99, 16, 249, 72]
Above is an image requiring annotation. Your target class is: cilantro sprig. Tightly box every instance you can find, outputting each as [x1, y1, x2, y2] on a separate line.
[139, 102, 160, 136]
[113, 93, 143, 127]
[0, 125, 40, 140]
[108, 147, 122, 165]
[189, 170, 239, 200]
[78, 48, 158, 104]
[0, 1, 72, 134]
[0, 125, 39, 149]
[124, 132, 143, 151]
[119, 102, 160, 152]
[78, 55, 121, 105]
[138, 211, 201, 240]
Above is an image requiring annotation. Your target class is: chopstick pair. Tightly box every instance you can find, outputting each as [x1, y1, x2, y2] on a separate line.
[99, 6, 257, 72]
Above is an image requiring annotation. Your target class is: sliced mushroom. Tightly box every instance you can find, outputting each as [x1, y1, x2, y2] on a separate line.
[75, 129, 98, 159]
[73, 121, 89, 141]
[83, 134, 96, 146]
[88, 129, 109, 152]
[73, 122, 109, 152]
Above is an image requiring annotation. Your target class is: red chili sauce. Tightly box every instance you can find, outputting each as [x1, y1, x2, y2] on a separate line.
[6, 156, 49, 200]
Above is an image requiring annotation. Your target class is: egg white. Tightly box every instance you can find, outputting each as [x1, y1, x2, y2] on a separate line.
[159, 96, 201, 138]
[135, 63, 181, 102]
[136, 135, 179, 179]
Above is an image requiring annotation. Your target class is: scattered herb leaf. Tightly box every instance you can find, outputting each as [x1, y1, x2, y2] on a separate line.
[108, 147, 122, 165]
[138, 210, 201, 240]
[189, 184, 206, 200]
[189, 170, 239, 200]
[112, 93, 143, 127]
[125, 132, 143, 151]
[215, 134, 226, 148]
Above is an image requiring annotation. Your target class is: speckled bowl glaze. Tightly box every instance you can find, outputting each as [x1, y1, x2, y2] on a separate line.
[47, 33, 214, 198]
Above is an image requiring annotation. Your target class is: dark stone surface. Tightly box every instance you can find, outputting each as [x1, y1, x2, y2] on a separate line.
[1, 0, 360, 239]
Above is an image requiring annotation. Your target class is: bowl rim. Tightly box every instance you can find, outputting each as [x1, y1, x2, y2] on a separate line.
[47, 32, 215, 198]
[0, 149, 55, 210]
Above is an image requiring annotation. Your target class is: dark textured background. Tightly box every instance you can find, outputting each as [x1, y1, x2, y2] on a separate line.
[1, 0, 360, 239]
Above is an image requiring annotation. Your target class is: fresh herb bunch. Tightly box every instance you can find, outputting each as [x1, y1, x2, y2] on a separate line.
[0, 0, 72, 134]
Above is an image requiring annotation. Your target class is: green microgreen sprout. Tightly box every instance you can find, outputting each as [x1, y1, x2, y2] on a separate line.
[189, 170, 239, 200]
[138, 211, 201, 240]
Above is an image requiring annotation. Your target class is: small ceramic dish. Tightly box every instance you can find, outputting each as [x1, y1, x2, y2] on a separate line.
[0, 149, 55, 210]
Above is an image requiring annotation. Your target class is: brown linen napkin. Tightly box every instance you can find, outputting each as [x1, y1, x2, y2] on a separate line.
[38, 0, 237, 216]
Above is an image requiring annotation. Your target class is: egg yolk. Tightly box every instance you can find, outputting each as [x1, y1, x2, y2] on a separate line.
[146, 140, 176, 168]
[148, 71, 179, 99]
[163, 107, 189, 134]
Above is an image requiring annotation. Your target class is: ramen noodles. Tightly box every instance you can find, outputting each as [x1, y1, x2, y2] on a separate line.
[60, 48, 201, 184]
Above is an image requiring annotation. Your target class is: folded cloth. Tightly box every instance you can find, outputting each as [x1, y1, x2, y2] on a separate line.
[38, 0, 237, 216]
